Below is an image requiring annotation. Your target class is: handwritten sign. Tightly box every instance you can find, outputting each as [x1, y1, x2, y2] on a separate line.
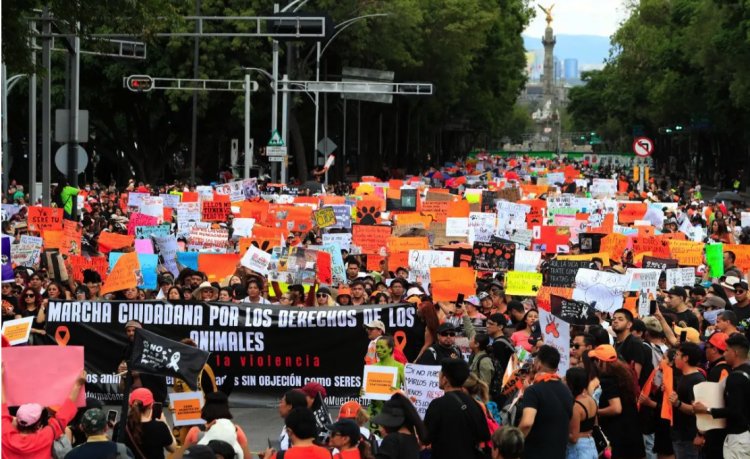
[201, 201, 231, 222]
[404, 364, 443, 419]
[322, 233, 352, 252]
[352, 224, 391, 255]
[1, 317, 34, 346]
[547, 259, 589, 287]
[666, 267, 696, 290]
[127, 213, 159, 236]
[27, 207, 63, 232]
[362, 365, 399, 401]
[430, 267, 475, 302]
[573, 268, 629, 313]
[170, 391, 206, 427]
[101, 252, 139, 295]
[505, 271, 543, 296]
[314, 207, 337, 228]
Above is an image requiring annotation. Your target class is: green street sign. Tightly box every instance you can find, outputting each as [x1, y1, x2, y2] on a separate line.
[268, 129, 284, 147]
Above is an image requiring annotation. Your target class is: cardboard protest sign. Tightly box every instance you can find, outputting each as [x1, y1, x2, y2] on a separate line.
[471, 241, 515, 271]
[170, 391, 205, 427]
[550, 295, 597, 325]
[69, 255, 109, 283]
[240, 245, 272, 275]
[362, 365, 399, 400]
[547, 259, 590, 287]
[642, 256, 679, 271]
[633, 236, 671, 258]
[505, 271, 543, 296]
[514, 249, 541, 272]
[201, 201, 231, 222]
[539, 308, 570, 374]
[724, 244, 750, 272]
[27, 206, 64, 232]
[422, 201, 450, 223]
[705, 244, 724, 278]
[60, 220, 83, 256]
[127, 213, 159, 236]
[430, 267, 475, 302]
[3, 345, 86, 407]
[667, 240, 704, 266]
[573, 268, 628, 313]
[97, 232, 135, 253]
[198, 253, 241, 283]
[1, 316, 34, 345]
[352, 225, 391, 255]
[666, 268, 696, 290]
[404, 364, 443, 419]
[101, 251, 139, 295]
[536, 286, 574, 311]
[313, 207, 337, 228]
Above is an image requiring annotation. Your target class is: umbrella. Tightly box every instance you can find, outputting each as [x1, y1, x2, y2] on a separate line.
[713, 191, 745, 203]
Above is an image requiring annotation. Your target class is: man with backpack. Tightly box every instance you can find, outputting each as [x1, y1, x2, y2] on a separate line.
[64, 408, 134, 458]
[416, 323, 462, 365]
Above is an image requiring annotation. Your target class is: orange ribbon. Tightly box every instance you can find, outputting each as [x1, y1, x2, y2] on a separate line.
[394, 331, 407, 351]
[55, 326, 70, 346]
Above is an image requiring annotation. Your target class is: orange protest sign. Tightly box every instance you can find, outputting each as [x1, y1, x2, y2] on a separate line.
[632, 236, 670, 258]
[387, 236, 429, 254]
[447, 200, 470, 218]
[62, 220, 82, 256]
[600, 233, 629, 262]
[421, 201, 450, 223]
[624, 296, 638, 317]
[294, 196, 321, 207]
[181, 191, 199, 202]
[250, 225, 287, 253]
[368, 254, 385, 272]
[617, 203, 647, 224]
[352, 225, 391, 255]
[668, 240, 704, 266]
[394, 213, 433, 228]
[536, 286, 574, 311]
[637, 226, 655, 237]
[724, 244, 750, 272]
[430, 267, 475, 302]
[69, 255, 109, 283]
[321, 195, 346, 205]
[97, 232, 135, 253]
[268, 205, 314, 232]
[27, 207, 63, 232]
[661, 232, 686, 241]
[201, 201, 231, 222]
[238, 200, 270, 221]
[42, 230, 65, 250]
[198, 253, 240, 283]
[387, 252, 409, 272]
[355, 198, 385, 225]
[170, 392, 204, 427]
[520, 184, 549, 197]
[363, 365, 399, 399]
[101, 252, 139, 295]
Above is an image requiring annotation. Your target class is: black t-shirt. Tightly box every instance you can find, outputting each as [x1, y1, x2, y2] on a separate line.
[122, 420, 172, 459]
[415, 344, 461, 366]
[673, 309, 700, 330]
[615, 334, 652, 387]
[490, 336, 514, 376]
[65, 441, 134, 459]
[519, 379, 574, 459]
[424, 391, 490, 459]
[672, 371, 705, 441]
[707, 358, 731, 383]
[732, 301, 750, 322]
[599, 376, 645, 459]
[375, 432, 421, 459]
[711, 363, 750, 434]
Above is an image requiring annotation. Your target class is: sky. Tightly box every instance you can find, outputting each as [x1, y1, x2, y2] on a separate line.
[524, 0, 630, 38]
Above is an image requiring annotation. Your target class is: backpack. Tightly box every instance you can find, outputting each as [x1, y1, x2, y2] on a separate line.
[499, 392, 523, 427]
[482, 337, 515, 402]
[50, 418, 73, 459]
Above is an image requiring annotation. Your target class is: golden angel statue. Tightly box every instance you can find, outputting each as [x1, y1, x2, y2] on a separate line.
[539, 4, 554, 25]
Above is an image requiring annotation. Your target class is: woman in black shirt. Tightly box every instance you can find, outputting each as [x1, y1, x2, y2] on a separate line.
[371, 393, 427, 459]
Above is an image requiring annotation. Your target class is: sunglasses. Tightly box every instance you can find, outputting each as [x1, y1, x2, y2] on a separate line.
[736, 290, 747, 294]
[571, 344, 583, 349]
[25, 293, 36, 298]
[316, 293, 328, 298]
[440, 332, 457, 337]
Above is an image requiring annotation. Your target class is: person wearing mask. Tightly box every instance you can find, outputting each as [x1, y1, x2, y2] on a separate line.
[415, 323, 461, 365]
[363, 321, 407, 365]
[371, 393, 427, 459]
[490, 427, 524, 459]
[122, 388, 176, 459]
[669, 343, 705, 459]
[565, 367, 598, 459]
[64, 408, 134, 458]
[366, 336, 406, 425]
[694, 334, 750, 459]
[518, 346, 574, 459]
[589, 345, 646, 459]
[664, 287, 700, 330]
[275, 390, 308, 451]
[2, 369, 86, 459]
[327, 419, 374, 459]
[424, 359, 491, 459]
[262, 408, 331, 459]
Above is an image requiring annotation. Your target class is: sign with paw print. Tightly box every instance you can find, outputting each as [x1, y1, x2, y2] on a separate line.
[356, 198, 385, 225]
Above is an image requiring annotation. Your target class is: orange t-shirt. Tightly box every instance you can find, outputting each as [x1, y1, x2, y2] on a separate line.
[273, 445, 332, 459]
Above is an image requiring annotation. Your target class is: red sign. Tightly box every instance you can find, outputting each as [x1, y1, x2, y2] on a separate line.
[633, 137, 654, 157]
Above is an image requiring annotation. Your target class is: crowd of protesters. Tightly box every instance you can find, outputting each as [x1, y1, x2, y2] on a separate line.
[2, 152, 750, 459]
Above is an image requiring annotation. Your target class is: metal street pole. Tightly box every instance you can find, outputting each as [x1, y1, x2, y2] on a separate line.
[190, 0, 201, 184]
[281, 74, 289, 184]
[1, 64, 8, 192]
[313, 41, 320, 166]
[244, 72, 252, 179]
[29, 22, 38, 204]
[67, 32, 80, 194]
[41, 9, 52, 205]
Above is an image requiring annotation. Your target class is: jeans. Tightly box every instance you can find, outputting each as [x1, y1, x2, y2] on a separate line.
[672, 440, 700, 459]
[643, 433, 656, 459]
[567, 436, 598, 459]
[724, 431, 750, 459]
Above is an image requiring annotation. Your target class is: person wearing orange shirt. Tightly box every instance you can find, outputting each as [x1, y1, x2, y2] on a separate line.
[262, 408, 331, 459]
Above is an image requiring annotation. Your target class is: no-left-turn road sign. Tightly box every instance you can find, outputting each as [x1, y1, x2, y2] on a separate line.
[633, 137, 655, 157]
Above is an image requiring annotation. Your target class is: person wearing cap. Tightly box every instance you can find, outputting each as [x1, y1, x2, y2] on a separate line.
[120, 387, 176, 458]
[1, 369, 86, 459]
[261, 408, 331, 459]
[64, 408, 134, 459]
[588, 345, 646, 459]
[731, 280, 749, 321]
[479, 291, 495, 317]
[516, 346, 573, 459]
[327, 419, 371, 459]
[363, 320, 407, 366]
[642, 316, 669, 370]
[315, 286, 336, 306]
[669, 343, 705, 459]
[424, 358, 491, 459]
[694, 334, 750, 459]
[664, 286, 700, 330]
[298, 382, 332, 444]
[337, 287, 352, 306]
[415, 322, 461, 365]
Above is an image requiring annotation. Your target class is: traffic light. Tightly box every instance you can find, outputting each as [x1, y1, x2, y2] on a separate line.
[125, 75, 154, 92]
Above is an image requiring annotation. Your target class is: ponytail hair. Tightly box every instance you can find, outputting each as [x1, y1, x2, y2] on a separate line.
[127, 400, 145, 446]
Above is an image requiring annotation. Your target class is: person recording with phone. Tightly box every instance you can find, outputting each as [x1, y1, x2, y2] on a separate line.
[119, 388, 176, 459]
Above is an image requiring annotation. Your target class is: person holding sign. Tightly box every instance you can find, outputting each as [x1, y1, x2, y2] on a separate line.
[16, 288, 47, 345]
[366, 336, 406, 425]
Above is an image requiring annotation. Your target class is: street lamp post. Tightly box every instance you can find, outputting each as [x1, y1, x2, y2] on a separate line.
[241, 67, 275, 179]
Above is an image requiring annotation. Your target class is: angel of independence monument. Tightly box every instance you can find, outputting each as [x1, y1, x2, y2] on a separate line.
[531, 4, 560, 152]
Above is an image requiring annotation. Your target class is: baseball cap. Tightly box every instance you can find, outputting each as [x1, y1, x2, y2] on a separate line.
[667, 286, 687, 298]
[16, 403, 44, 427]
[81, 408, 108, 434]
[708, 332, 729, 352]
[437, 322, 456, 335]
[702, 296, 726, 310]
[588, 344, 618, 362]
[641, 316, 663, 334]
[405, 287, 423, 298]
[338, 400, 362, 419]
[673, 325, 700, 343]
[299, 382, 327, 399]
[129, 387, 154, 407]
[326, 419, 361, 441]
[465, 296, 480, 307]
[735, 281, 749, 291]
[364, 320, 386, 332]
[182, 445, 216, 459]
[478, 291, 491, 301]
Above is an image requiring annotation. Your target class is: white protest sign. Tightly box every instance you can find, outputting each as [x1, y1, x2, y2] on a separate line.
[154, 235, 179, 276]
[127, 192, 148, 207]
[160, 194, 181, 208]
[590, 178, 617, 197]
[694, 382, 727, 431]
[232, 218, 255, 238]
[1, 317, 34, 346]
[666, 268, 695, 290]
[362, 365, 399, 401]
[214, 181, 245, 202]
[196, 185, 214, 201]
[175, 202, 202, 222]
[408, 250, 455, 270]
[445, 218, 469, 237]
[625, 268, 662, 292]
[514, 249, 541, 272]
[322, 233, 352, 251]
[240, 245, 272, 275]
[140, 196, 164, 219]
[742, 212, 750, 228]
[573, 268, 629, 313]
[404, 364, 443, 419]
[539, 308, 570, 374]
